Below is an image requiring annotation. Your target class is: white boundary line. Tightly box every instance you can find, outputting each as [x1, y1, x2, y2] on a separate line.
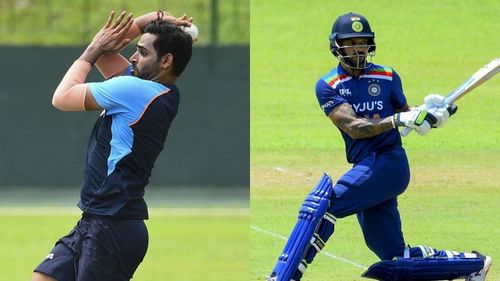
[251, 224, 367, 270]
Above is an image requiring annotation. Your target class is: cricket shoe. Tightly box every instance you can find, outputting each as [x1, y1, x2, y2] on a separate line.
[465, 251, 492, 281]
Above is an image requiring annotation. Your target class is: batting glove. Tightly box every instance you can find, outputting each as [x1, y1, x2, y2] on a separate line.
[414, 120, 432, 135]
[427, 106, 449, 128]
[424, 93, 446, 108]
[392, 108, 437, 130]
[421, 93, 458, 128]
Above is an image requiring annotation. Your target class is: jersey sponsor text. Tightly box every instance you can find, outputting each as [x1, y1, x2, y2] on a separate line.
[352, 101, 383, 113]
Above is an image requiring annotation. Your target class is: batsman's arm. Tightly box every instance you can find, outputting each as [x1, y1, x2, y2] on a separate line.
[395, 104, 410, 113]
[328, 103, 394, 139]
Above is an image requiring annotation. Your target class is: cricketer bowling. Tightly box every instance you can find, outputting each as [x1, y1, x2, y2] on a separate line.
[268, 12, 492, 281]
[32, 10, 194, 281]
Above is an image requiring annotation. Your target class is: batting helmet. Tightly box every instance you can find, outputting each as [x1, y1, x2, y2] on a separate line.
[329, 12, 376, 68]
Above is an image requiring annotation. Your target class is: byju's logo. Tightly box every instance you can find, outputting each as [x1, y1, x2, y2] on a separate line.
[352, 101, 384, 113]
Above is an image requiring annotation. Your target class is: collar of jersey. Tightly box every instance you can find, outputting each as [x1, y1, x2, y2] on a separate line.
[337, 63, 373, 78]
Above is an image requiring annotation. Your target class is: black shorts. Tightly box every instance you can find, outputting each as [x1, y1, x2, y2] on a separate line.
[35, 213, 148, 281]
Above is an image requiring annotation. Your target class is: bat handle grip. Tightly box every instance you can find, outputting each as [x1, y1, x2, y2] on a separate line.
[447, 104, 458, 116]
[401, 127, 413, 137]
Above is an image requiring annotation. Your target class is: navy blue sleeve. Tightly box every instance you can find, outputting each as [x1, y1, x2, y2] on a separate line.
[390, 70, 407, 109]
[315, 79, 347, 116]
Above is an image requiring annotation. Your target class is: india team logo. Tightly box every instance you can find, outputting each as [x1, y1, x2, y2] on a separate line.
[352, 21, 363, 32]
[368, 84, 381, 96]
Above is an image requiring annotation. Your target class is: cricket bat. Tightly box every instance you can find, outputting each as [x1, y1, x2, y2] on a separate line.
[402, 57, 500, 136]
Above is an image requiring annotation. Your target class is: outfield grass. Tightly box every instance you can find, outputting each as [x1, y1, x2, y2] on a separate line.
[0, 207, 248, 281]
[251, 0, 500, 280]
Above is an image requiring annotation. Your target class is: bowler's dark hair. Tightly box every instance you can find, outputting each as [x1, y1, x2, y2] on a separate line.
[144, 20, 193, 77]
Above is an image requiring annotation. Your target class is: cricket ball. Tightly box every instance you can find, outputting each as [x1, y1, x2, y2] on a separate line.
[182, 24, 199, 42]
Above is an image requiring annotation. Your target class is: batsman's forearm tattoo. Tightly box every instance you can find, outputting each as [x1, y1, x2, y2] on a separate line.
[330, 104, 394, 139]
[337, 117, 393, 139]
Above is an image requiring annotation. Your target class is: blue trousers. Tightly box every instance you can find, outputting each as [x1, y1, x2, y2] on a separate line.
[331, 148, 410, 260]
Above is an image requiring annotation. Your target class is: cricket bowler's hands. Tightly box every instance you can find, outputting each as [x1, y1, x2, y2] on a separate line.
[133, 11, 193, 32]
[94, 10, 195, 80]
[392, 108, 437, 135]
[121, 11, 194, 48]
[80, 11, 134, 65]
[133, 12, 196, 41]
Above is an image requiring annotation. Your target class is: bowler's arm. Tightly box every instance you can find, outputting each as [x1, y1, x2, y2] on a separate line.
[52, 11, 134, 112]
[95, 11, 193, 79]
[50, 59, 102, 111]
[95, 12, 156, 79]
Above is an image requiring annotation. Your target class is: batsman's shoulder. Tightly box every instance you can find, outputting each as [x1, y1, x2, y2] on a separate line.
[319, 66, 340, 83]
[318, 67, 351, 92]
[315, 76, 335, 96]
[368, 63, 395, 74]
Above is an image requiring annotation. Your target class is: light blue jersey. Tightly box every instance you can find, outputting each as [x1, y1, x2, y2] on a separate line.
[80, 72, 180, 219]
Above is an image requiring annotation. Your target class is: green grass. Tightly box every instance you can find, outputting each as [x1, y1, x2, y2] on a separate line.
[0, 0, 249, 45]
[0, 208, 248, 281]
[251, 0, 500, 280]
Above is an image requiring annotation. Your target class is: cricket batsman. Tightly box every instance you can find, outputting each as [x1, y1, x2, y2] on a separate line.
[268, 12, 492, 281]
[31, 10, 194, 281]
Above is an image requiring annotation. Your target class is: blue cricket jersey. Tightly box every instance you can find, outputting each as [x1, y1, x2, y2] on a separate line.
[79, 66, 179, 219]
[316, 63, 407, 164]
